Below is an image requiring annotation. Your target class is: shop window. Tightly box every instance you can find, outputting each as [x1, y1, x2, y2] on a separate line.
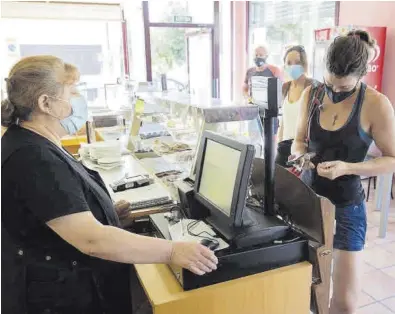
[248, 1, 336, 74]
[1, 18, 123, 108]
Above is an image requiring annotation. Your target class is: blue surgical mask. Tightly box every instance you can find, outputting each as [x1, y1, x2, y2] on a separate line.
[59, 96, 88, 135]
[285, 65, 305, 80]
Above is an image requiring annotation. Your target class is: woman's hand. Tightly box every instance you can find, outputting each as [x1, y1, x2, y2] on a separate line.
[288, 153, 315, 171]
[317, 161, 350, 180]
[114, 200, 131, 221]
[170, 242, 218, 276]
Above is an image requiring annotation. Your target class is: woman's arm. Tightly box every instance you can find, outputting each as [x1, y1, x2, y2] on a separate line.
[291, 86, 312, 156]
[47, 212, 217, 275]
[277, 117, 284, 142]
[243, 69, 251, 97]
[345, 94, 395, 177]
[242, 83, 249, 97]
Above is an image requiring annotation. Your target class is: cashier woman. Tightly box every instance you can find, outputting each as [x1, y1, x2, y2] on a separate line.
[1, 55, 218, 313]
[292, 30, 395, 314]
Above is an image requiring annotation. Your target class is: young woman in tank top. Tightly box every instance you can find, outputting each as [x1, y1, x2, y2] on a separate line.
[276, 45, 316, 167]
[291, 30, 395, 314]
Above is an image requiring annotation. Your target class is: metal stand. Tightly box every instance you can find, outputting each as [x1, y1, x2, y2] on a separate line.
[251, 76, 282, 217]
[261, 112, 277, 216]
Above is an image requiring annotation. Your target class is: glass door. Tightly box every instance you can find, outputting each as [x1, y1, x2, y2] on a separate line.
[149, 27, 213, 96]
[186, 29, 213, 97]
[143, 1, 219, 97]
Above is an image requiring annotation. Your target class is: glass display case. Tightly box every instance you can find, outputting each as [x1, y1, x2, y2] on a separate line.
[132, 92, 264, 197]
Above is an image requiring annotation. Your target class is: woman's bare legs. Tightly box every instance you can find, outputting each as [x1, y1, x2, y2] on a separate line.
[330, 250, 363, 314]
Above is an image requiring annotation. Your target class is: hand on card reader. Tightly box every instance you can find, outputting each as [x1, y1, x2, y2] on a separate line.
[110, 174, 153, 192]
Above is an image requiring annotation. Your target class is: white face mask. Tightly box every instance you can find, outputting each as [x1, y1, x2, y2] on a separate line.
[48, 95, 88, 135]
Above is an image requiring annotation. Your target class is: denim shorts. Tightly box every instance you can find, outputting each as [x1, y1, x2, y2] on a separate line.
[334, 202, 367, 252]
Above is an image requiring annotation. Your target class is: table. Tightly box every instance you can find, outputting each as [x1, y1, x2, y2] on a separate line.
[134, 262, 312, 314]
[374, 173, 393, 238]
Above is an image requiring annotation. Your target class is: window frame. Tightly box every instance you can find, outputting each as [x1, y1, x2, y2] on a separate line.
[245, 1, 340, 71]
[142, 1, 221, 98]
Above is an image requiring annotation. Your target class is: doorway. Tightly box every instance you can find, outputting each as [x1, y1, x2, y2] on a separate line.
[142, 1, 219, 97]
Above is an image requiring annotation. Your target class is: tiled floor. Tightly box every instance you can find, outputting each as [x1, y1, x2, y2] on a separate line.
[354, 181, 395, 313]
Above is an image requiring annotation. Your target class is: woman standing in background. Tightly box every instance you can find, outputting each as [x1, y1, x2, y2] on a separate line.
[276, 45, 317, 167]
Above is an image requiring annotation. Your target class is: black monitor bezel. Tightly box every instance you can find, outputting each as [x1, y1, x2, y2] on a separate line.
[194, 131, 255, 228]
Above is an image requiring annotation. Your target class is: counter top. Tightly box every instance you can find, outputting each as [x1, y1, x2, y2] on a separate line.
[134, 262, 312, 314]
[85, 155, 171, 205]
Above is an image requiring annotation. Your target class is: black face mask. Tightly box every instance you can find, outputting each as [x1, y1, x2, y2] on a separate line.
[324, 84, 357, 104]
[254, 57, 266, 67]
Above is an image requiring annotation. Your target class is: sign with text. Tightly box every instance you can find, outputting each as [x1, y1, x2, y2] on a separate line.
[251, 76, 268, 108]
[173, 15, 192, 23]
[250, 76, 281, 115]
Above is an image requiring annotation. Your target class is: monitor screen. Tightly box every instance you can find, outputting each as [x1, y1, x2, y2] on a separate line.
[197, 139, 241, 216]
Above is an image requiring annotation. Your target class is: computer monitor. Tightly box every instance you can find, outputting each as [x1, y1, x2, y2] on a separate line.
[194, 131, 255, 228]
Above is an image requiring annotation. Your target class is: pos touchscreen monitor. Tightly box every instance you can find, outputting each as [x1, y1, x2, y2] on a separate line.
[194, 131, 255, 228]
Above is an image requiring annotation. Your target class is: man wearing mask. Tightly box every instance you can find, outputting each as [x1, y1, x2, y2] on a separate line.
[243, 45, 282, 97]
[243, 45, 282, 138]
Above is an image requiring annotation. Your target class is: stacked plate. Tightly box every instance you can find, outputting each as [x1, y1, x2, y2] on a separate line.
[97, 156, 122, 168]
[88, 141, 123, 167]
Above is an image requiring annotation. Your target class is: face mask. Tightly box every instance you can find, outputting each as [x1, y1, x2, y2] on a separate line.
[60, 96, 88, 135]
[254, 57, 266, 67]
[285, 65, 304, 80]
[324, 84, 357, 104]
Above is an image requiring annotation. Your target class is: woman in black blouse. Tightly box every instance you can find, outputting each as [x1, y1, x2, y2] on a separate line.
[1, 56, 217, 313]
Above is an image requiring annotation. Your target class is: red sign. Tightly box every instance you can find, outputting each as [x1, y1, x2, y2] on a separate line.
[360, 26, 387, 92]
[314, 26, 387, 92]
[314, 28, 331, 41]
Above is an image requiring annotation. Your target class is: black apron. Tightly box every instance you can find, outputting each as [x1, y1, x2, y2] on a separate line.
[2, 135, 133, 314]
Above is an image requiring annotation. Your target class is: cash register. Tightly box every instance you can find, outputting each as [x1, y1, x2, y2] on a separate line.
[149, 77, 334, 313]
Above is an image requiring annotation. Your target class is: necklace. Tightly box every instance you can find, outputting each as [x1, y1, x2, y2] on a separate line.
[332, 114, 338, 126]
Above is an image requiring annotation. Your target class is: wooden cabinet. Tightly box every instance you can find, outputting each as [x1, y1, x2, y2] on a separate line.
[133, 262, 312, 314]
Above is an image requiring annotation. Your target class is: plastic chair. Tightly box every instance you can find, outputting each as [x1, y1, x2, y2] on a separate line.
[365, 143, 394, 202]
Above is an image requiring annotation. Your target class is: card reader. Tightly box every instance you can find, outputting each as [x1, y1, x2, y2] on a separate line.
[110, 174, 153, 192]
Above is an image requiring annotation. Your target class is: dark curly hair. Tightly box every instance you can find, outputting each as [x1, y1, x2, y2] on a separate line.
[326, 29, 376, 78]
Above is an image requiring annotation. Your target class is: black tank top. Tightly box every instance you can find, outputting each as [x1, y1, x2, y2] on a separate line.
[304, 82, 372, 207]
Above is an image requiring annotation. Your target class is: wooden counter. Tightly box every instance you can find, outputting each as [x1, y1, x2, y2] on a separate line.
[134, 262, 312, 314]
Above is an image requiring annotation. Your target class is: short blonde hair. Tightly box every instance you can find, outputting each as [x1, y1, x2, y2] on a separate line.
[255, 44, 269, 54]
[1, 55, 80, 127]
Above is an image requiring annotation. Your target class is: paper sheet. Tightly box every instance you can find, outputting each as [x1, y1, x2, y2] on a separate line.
[139, 157, 182, 175]
[168, 219, 229, 251]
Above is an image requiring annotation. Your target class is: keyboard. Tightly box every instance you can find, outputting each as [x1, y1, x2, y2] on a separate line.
[129, 196, 172, 211]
